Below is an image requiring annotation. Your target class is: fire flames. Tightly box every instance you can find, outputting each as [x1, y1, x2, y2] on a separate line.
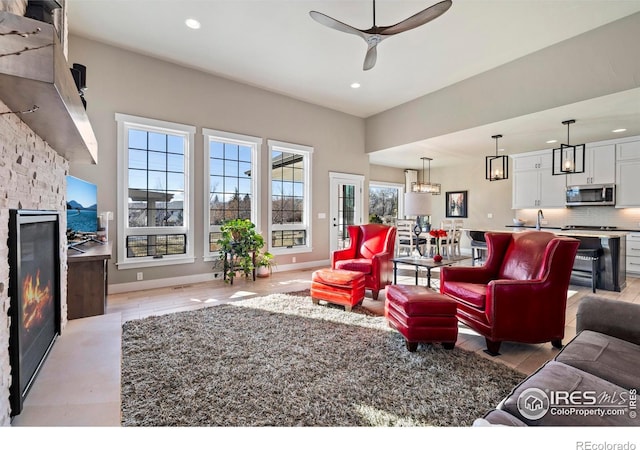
[22, 270, 52, 332]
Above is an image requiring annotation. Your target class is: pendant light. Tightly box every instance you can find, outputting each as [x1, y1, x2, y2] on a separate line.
[412, 157, 441, 195]
[552, 119, 585, 175]
[485, 134, 508, 181]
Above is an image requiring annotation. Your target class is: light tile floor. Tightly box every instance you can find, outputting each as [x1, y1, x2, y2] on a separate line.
[10, 263, 640, 426]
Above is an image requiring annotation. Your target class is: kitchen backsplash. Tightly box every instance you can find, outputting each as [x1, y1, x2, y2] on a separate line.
[515, 206, 640, 230]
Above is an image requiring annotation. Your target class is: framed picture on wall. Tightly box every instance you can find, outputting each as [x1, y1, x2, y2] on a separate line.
[446, 190, 468, 218]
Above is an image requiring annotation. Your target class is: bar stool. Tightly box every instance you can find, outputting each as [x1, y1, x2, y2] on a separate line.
[573, 248, 603, 293]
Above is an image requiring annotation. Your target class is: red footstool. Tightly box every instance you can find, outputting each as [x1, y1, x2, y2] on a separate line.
[311, 268, 366, 312]
[385, 284, 458, 352]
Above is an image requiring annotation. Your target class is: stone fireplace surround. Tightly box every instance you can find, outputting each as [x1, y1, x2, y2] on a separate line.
[0, 99, 69, 425]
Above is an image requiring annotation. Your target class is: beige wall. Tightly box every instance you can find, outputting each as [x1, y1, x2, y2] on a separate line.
[365, 12, 640, 154]
[368, 164, 406, 185]
[68, 36, 367, 287]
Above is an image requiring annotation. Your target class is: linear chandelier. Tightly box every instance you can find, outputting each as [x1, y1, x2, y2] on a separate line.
[412, 157, 441, 195]
[485, 134, 508, 181]
[552, 119, 585, 175]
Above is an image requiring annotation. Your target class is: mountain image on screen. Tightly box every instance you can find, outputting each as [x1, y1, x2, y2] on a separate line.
[66, 176, 98, 233]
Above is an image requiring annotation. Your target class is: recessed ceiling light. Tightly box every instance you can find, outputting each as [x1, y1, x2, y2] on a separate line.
[612, 128, 627, 133]
[185, 18, 201, 29]
[546, 139, 558, 144]
[350, 82, 361, 89]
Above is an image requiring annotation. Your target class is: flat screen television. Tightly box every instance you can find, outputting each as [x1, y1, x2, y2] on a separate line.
[66, 175, 98, 234]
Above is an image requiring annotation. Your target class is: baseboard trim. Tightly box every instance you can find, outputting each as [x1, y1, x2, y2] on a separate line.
[108, 259, 330, 294]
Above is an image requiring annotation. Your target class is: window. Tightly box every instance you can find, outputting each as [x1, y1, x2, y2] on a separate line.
[203, 129, 262, 260]
[268, 140, 313, 254]
[116, 113, 195, 269]
[369, 181, 403, 223]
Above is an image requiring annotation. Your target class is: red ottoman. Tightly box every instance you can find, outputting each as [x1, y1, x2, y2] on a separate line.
[311, 268, 366, 312]
[385, 285, 458, 352]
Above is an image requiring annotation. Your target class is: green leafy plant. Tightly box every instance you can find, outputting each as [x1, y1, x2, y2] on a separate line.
[256, 251, 277, 277]
[216, 219, 265, 282]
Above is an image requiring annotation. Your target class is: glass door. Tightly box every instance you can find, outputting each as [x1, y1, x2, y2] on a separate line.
[329, 173, 364, 253]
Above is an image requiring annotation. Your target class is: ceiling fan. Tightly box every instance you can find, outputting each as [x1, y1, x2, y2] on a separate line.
[309, 0, 453, 71]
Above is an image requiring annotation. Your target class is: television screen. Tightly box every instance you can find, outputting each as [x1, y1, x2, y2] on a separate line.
[66, 176, 98, 233]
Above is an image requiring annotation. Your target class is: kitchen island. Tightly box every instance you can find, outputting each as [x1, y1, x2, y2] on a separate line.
[468, 227, 626, 292]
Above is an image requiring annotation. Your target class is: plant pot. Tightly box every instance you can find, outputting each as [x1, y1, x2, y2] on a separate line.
[257, 266, 270, 278]
[433, 254, 443, 263]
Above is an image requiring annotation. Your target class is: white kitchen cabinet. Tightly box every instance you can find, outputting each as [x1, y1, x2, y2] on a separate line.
[512, 151, 566, 209]
[616, 139, 640, 161]
[512, 152, 550, 171]
[567, 144, 615, 186]
[627, 232, 640, 275]
[616, 140, 640, 207]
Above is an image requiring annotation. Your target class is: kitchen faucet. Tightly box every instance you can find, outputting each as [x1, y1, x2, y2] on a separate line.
[536, 209, 544, 230]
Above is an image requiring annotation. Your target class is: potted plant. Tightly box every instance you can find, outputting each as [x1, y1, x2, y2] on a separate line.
[216, 219, 265, 282]
[256, 251, 276, 278]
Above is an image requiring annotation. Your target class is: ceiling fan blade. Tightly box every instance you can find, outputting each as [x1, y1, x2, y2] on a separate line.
[363, 44, 377, 71]
[381, 0, 452, 35]
[309, 11, 367, 39]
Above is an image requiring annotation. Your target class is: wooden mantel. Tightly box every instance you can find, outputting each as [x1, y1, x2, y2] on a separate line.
[0, 11, 97, 164]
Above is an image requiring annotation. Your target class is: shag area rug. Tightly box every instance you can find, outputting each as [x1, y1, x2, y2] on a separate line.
[121, 292, 524, 427]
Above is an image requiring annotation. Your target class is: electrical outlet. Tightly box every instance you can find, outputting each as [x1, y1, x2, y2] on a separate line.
[136, 272, 143, 281]
[541, 220, 549, 225]
[292, 257, 297, 263]
[487, 213, 493, 219]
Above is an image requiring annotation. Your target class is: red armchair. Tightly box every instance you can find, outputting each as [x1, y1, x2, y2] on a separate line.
[332, 224, 396, 300]
[440, 231, 580, 355]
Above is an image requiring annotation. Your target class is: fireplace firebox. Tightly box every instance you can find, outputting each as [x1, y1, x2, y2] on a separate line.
[8, 210, 61, 417]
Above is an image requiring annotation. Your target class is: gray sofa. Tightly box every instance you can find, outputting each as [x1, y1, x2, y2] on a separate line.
[480, 295, 640, 426]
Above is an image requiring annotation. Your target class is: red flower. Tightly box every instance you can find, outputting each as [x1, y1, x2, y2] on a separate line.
[429, 229, 448, 238]
[429, 229, 448, 256]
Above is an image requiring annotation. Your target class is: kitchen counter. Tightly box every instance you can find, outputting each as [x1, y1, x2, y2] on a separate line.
[505, 225, 633, 239]
[469, 227, 627, 292]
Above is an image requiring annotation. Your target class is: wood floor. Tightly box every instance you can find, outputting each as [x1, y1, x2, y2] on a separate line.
[10, 263, 640, 426]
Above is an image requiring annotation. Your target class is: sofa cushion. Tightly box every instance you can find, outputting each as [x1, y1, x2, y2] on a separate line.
[335, 258, 372, 274]
[478, 409, 526, 426]
[441, 281, 486, 309]
[555, 330, 640, 391]
[499, 361, 638, 426]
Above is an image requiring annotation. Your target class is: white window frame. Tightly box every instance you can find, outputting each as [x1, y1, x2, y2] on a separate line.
[203, 129, 262, 261]
[369, 181, 405, 220]
[267, 139, 313, 255]
[115, 113, 196, 269]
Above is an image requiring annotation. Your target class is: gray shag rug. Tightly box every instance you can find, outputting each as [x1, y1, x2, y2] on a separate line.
[121, 292, 524, 427]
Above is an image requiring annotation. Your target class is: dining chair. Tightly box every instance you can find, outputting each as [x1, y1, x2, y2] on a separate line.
[451, 219, 464, 257]
[440, 219, 455, 258]
[396, 219, 427, 257]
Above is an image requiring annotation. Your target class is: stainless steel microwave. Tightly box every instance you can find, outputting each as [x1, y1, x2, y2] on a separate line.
[566, 184, 615, 206]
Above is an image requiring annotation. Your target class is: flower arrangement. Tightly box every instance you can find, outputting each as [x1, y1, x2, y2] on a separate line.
[429, 229, 448, 260]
